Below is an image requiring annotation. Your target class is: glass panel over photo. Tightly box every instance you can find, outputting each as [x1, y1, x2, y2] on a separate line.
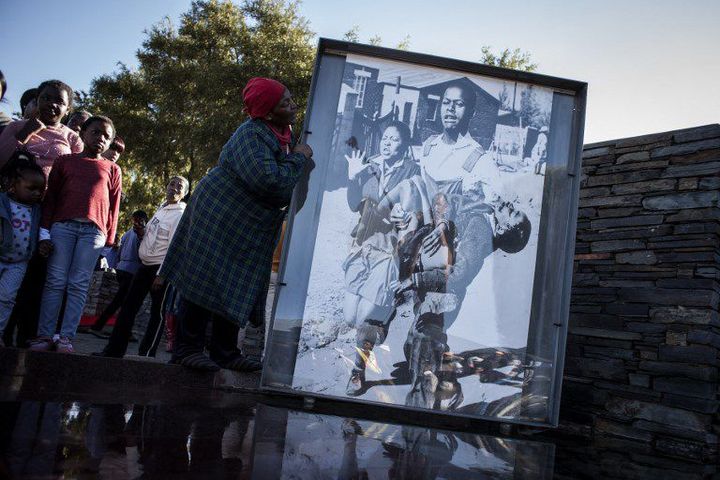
[288, 53, 555, 420]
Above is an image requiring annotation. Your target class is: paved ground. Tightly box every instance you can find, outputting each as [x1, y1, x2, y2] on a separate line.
[72, 327, 173, 363]
[68, 272, 277, 363]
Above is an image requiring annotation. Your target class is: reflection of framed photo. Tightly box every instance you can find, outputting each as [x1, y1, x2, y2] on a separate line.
[262, 39, 586, 428]
[250, 405, 555, 479]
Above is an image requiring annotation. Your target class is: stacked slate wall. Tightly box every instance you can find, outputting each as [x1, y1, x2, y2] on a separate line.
[561, 124, 720, 463]
[82, 270, 119, 318]
[83, 270, 151, 332]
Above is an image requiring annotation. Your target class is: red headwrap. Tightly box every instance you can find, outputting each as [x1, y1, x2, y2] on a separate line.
[242, 77, 292, 148]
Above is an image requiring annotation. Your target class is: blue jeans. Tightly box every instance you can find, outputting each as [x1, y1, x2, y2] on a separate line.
[37, 221, 106, 338]
[0, 260, 28, 335]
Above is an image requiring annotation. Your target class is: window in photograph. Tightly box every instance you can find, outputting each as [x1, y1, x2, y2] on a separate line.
[353, 69, 371, 108]
[426, 94, 440, 121]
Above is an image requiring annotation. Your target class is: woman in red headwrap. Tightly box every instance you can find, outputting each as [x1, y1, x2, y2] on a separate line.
[159, 77, 313, 372]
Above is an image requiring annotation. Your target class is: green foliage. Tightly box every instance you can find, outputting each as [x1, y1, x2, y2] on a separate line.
[396, 35, 411, 51]
[342, 26, 410, 50]
[343, 25, 360, 43]
[480, 46, 537, 72]
[83, 0, 315, 231]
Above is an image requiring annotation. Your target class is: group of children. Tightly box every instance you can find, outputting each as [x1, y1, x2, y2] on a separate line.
[0, 75, 172, 355]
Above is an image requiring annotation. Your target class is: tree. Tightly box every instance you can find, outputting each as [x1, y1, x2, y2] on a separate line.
[342, 26, 411, 50]
[343, 25, 360, 43]
[368, 35, 382, 46]
[480, 46, 537, 72]
[519, 85, 551, 129]
[498, 84, 512, 111]
[396, 35, 411, 51]
[84, 0, 315, 229]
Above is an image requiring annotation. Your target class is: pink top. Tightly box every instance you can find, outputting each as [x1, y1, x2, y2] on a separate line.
[0, 120, 84, 179]
[42, 154, 122, 246]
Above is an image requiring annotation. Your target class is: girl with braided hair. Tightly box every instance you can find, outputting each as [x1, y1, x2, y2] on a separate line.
[0, 151, 46, 346]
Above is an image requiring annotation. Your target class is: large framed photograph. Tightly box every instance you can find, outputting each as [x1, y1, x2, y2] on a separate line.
[261, 39, 586, 427]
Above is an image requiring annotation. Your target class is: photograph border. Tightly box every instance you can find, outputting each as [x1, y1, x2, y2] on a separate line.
[260, 38, 587, 428]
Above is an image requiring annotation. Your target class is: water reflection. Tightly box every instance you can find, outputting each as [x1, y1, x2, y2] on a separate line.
[0, 400, 552, 479]
[0, 401, 254, 479]
[253, 406, 553, 479]
[4, 402, 63, 478]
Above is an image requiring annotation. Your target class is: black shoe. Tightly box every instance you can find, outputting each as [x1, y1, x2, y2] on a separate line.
[216, 354, 262, 373]
[341, 419, 363, 438]
[346, 370, 366, 396]
[178, 352, 221, 372]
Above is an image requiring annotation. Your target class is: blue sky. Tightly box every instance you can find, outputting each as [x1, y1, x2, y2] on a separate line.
[1, 0, 718, 142]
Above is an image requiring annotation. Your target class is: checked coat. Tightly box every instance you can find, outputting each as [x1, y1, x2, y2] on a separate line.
[160, 119, 307, 327]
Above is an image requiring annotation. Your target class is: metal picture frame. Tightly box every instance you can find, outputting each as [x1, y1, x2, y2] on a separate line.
[261, 38, 586, 428]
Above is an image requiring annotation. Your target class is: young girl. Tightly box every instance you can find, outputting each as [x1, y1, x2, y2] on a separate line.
[30, 116, 122, 353]
[0, 80, 83, 347]
[0, 151, 47, 347]
[0, 80, 83, 177]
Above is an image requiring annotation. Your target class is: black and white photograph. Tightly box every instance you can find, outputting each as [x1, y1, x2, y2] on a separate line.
[287, 53, 555, 418]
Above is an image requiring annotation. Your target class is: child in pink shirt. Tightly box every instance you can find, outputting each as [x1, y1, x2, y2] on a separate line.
[0, 80, 83, 179]
[0, 80, 82, 348]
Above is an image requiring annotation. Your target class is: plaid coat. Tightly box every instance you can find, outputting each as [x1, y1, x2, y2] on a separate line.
[160, 119, 306, 327]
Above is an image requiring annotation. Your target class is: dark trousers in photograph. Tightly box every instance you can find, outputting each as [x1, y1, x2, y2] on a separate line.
[102, 263, 165, 358]
[3, 254, 47, 347]
[172, 298, 241, 364]
[92, 269, 134, 331]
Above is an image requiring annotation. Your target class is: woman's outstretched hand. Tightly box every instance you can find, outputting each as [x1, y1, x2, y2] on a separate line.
[344, 149, 368, 180]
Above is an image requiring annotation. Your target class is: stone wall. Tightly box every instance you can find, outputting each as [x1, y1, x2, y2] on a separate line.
[561, 124, 720, 463]
[83, 270, 151, 333]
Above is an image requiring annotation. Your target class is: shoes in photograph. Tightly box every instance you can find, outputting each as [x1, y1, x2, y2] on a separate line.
[341, 419, 364, 439]
[28, 336, 54, 352]
[346, 370, 366, 397]
[55, 337, 75, 354]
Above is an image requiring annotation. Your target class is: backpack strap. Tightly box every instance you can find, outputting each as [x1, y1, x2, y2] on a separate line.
[462, 146, 485, 173]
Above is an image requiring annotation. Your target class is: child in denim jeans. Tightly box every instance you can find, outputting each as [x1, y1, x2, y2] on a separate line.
[30, 116, 121, 353]
[0, 152, 48, 346]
